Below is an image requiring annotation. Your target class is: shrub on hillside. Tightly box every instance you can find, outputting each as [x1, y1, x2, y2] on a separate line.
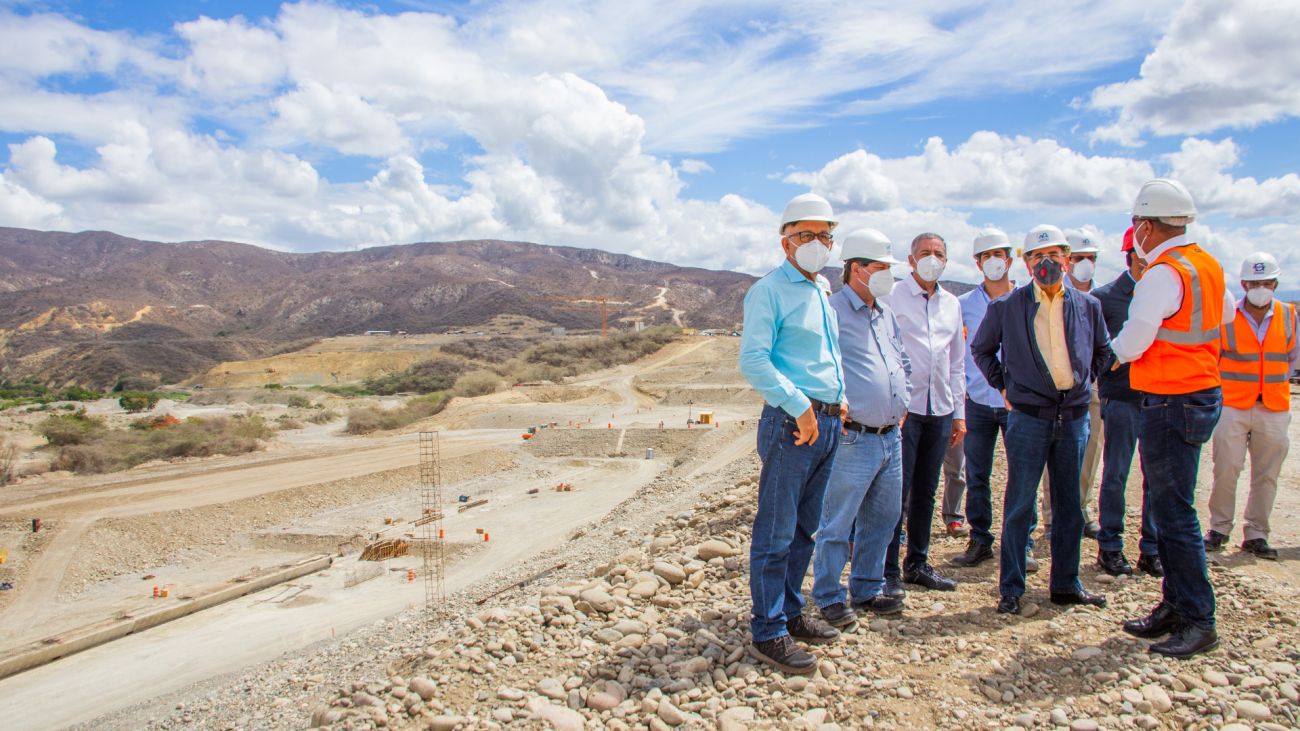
[1, 436, 18, 485]
[48, 414, 275, 474]
[114, 374, 161, 392]
[364, 358, 466, 395]
[345, 393, 449, 434]
[286, 394, 312, 408]
[306, 409, 340, 424]
[119, 391, 161, 413]
[520, 326, 679, 377]
[38, 411, 106, 446]
[453, 370, 503, 398]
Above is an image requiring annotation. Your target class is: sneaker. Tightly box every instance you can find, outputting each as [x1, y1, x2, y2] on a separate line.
[1097, 550, 1134, 576]
[946, 521, 969, 537]
[818, 602, 858, 628]
[1136, 554, 1164, 577]
[1203, 530, 1229, 552]
[1240, 538, 1279, 560]
[903, 563, 958, 591]
[1083, 521, 1101, 540]
[853, 594, 904, 615]
[1025, 554, 1040, 573]
[749, 635, 817, 674]
[786, 614, 840, 644]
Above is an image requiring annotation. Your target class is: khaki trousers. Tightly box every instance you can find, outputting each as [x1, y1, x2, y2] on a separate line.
[1041, 388, 1103, 529]
[1209, 402, 1291, 541]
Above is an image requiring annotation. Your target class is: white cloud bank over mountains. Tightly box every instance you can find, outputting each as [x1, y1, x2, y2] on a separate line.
[0, 0, 1297, 283]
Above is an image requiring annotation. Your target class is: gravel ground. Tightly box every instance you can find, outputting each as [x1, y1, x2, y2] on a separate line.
[83, 427, 1300, 731]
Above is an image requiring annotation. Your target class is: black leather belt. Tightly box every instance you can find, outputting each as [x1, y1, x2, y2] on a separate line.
[809, 399, 842, 417]
[844, 419, 896, 434]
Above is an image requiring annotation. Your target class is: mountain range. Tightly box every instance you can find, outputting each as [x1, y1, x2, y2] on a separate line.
[0, 228, 755, 389]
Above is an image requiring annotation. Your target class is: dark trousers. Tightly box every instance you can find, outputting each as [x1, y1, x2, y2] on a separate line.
[750, 404, 841, 641]
[886, 411, 953, 578]
[1000, 409, 1089, 598]
[1138, 388, 1221, 630]
[963, 399, 1010, 550]
[1097, 398, 1159, 556]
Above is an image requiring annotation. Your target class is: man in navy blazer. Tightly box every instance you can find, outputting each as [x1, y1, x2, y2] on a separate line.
[971, 224, 1114, 615]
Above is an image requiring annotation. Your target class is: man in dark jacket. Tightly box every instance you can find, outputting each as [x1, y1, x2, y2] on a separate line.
[1091, 227, 1162, 578]
[972, 225, 1113, 615]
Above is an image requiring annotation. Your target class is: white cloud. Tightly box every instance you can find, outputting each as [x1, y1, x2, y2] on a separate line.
[1165, 138, 1300, 218]
[1090, 0, 1300, 145]
[677, 159, 713, 175]
[0, 172, 64, 229]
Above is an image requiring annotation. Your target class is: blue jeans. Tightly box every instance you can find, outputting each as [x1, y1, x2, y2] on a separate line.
[750, 404, 841, 642]
[1139, 389, 1221, 630]
[1097, 398, 1159, 556]
[886, 412, 954, 578]
[963, 399, 1009, 549]
[812, 428, 903, 607]
[1000, 409, 1089, 598]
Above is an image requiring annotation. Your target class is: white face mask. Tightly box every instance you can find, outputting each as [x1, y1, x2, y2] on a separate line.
[981, 257, 1008, 282]
[1072, 259, 1096, 283]
[858, 269, 895, 299]
[793, 241, 831, 274]
[1246, 287, 1274, 308]
[914, 254, 945, 283]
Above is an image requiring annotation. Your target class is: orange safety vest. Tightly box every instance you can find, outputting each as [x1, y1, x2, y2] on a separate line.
[1220, 300, 1296, 411]
[1130, 243, 1226, 395]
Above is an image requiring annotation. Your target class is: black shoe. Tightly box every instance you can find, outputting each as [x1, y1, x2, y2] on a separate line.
[1097, 550, 1134, 576]
[1149, 624, 1219, 658]
[1203, 530, 1229, 552]
[996, 595, 1021, 615]
[1050, 589, 1107, 608]
[1136, 554, 1164, 577]
[903, 564, 958, 591]
[818, 602, 858, 628]
[883, 575, 906, 598]
[749, 635, 817, 674]
[951, 540, 994, 568]
[1083, 521, 1101, 540]
[853, 595, 904, 615]
[1241, 538, 1279, 560]
[1123, 602, 1182, 639]
[786, 614, 840, 644]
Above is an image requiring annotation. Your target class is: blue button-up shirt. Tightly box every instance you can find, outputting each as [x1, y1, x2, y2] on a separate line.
[829, 286, 910, 427]
[958, 284, 1006, 409]
[739, 260, 845, 417]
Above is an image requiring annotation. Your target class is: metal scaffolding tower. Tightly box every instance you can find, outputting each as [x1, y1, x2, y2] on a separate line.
[417, 431, 446, 619]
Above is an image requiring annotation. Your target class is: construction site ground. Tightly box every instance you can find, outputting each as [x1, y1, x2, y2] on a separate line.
[0, 336, 1297, 730]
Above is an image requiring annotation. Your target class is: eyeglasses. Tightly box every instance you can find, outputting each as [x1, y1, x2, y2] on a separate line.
[1027, 251, 1067, 264]
[785, 231, 834, 246]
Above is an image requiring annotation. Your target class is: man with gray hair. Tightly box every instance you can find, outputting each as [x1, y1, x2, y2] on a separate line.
[881, 233, 966, 594]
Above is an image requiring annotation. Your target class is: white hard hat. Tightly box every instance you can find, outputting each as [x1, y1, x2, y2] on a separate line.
[1064, 229, 1100, 255]
[1240, 252, 1281, 282]
[779, 193, 837, 233]
[1023, 224, 1069, 254]
[840, 228, 902, 265]
[972, 228, 1012, 256]
[1132, 178, 1197, 225]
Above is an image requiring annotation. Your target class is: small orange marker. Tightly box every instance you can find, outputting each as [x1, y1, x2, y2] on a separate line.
[484, 532, 490, 542]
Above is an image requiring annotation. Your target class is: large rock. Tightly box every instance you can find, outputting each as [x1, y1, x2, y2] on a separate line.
[579, 587, 618, 613]
[528, 698, 586, 731]
[653, 561, 687, 585]
[658, 699, 688, 726]
[408, 677, 438, 702]
[697, 540, 737, 560]
[719, 706, 756, 731]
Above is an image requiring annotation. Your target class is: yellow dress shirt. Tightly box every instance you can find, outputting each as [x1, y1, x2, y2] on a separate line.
[1032, 283, 1076, 390]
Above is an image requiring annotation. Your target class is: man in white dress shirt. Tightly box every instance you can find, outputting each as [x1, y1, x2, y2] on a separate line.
[881, 233, 967, 594]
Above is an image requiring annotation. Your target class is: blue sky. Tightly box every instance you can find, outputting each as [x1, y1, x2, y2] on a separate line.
[1, 0, 1298, 285]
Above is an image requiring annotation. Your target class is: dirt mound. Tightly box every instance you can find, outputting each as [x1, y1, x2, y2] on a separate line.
[523, 427, 707, 458]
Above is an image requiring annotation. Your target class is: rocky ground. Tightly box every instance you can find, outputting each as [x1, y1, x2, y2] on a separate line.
[86, 434, 1300, 731]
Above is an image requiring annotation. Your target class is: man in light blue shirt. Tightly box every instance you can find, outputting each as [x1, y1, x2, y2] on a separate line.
[738, 193, 846, 675]
[812, 229, 911, 626]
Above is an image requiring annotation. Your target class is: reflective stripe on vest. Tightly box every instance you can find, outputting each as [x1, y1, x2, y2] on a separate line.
[1155, 250, 1220, 345]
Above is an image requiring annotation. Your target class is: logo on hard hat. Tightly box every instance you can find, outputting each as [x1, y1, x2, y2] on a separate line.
[1037, 232, 1051, 242]
[1254, 263, 1267, 273]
